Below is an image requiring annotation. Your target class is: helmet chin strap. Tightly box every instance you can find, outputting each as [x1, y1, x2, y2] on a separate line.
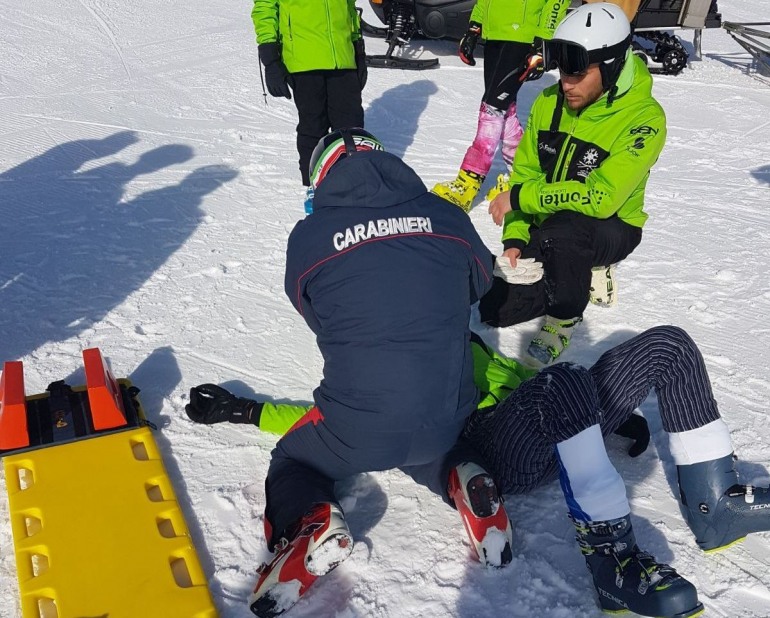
[599, 62, 617, 104]
[599, 55, 628, 105]
[597, 40, 632, 105]
[341, 130, 358, 157]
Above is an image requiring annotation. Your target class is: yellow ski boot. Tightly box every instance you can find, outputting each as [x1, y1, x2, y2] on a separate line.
[432, 169, 484, 212]
[484, 173, 510, 203]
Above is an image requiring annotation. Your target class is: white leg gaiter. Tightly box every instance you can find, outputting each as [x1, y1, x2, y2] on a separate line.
[668, 418, 733, 466]
[556, 424, 630, 521]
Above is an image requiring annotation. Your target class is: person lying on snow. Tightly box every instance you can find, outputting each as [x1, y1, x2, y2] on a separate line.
[188, 325, 770, 618]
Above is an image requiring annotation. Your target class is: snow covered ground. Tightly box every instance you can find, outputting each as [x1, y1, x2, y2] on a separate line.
[1, 1, 769, 616]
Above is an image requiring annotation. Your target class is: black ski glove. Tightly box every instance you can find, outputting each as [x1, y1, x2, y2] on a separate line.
[186, 384, 263, 425]
[258, 42, 292, 99]
[459, 21, 482, 66]
[354, 38, 368, 89]
[520, 39, 545, 82]
[613, 414, 650, 458]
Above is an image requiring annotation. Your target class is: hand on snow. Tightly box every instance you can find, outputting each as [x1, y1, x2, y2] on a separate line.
[493, 255, 543, 285]
[186, 384, 262, 425]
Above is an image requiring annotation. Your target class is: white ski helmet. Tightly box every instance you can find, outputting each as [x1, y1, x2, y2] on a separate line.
[548, 2, 632, 94]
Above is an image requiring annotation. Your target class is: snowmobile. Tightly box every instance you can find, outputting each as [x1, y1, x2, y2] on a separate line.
[363, 0, 477, 69]
[363, 0, 722, 75]
[632, 0, 722, 75]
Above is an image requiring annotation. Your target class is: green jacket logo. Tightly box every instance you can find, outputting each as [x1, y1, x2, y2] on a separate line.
[630, 125, 659, 136]
[577, 148, 601, 178]
[539, 192, 591, 207]
[546, 1, 564, 31]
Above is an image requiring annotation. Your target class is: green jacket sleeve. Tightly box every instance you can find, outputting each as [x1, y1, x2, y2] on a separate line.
[517, 108, 666, 221]
[501, 203, 536, 248]
[536, 0, 571, 40]
[472, 338, 537, 410]
[470, 0, 488, 26]
[252, 0, 279, 44]
[501, 98, 547, 246]
[258, 401, 312, 436]
[349, 0, 362, 41]
[252, 0, 358, 71]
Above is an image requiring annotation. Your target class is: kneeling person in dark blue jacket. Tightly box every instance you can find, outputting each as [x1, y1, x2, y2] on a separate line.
[251, 128, 509, 616]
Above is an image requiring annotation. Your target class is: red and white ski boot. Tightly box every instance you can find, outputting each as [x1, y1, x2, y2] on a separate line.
[249, 503, 353, 617]
[448, 462, 513, 567]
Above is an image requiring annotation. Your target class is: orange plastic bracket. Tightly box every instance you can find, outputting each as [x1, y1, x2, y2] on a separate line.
[0, 361, 29, 450]
[83, 348, 127, 431]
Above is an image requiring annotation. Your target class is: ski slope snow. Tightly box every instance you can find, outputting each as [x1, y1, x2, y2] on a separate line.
[1, 1, 769, 616]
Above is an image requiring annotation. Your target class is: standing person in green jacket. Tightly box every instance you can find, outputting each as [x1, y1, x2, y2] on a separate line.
[432, 0, 571, 212]
[480, 2, 667, 367]
[251, 0, 367, 199]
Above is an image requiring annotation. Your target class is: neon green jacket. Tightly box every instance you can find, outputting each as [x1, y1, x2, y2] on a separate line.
[502, 54, 667, 249]
[251, 0, 361, 73]
[257, 336, 537, 436]
[470, 0, 571, 43]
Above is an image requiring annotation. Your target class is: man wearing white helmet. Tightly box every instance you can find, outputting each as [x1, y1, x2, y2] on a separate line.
[481, 2, 667, 367]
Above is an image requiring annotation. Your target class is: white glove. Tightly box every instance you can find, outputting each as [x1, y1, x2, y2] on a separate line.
[493, 256, 544, 285]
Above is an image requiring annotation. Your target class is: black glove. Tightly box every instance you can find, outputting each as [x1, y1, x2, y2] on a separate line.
[613, 414, 650, 458]
[258, 42, 292, 100]
[185, 384, 263, 425]
[459, 21, 482, 66]
[520, 39, 545, 82]
[354, 38, 368, 89]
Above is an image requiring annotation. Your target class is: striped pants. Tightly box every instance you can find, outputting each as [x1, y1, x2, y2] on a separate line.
[465, 326, 721, 495]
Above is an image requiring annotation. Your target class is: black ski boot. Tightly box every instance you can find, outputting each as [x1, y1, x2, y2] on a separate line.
[572, 515, 703, 618]
[678, 454, 770, 551]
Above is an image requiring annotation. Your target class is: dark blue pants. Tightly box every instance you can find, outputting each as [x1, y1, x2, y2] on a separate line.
[465, 326, 721, 495]
[264, 416, 483, 550]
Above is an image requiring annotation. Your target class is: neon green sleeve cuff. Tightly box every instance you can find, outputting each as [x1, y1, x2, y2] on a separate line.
[258, 402, 312, 436]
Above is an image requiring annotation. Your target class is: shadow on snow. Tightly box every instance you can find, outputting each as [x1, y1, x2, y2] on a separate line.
[0, 130, 237, 362]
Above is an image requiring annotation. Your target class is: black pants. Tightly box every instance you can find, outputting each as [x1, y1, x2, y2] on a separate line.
[479, 211, 642, 326]
[465, 326, 722, 495]
[291, 69, 364, 186]
[481, 40, 532, 111]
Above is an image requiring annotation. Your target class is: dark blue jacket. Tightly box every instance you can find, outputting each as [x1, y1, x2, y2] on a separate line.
[285, 151, 495, 466]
